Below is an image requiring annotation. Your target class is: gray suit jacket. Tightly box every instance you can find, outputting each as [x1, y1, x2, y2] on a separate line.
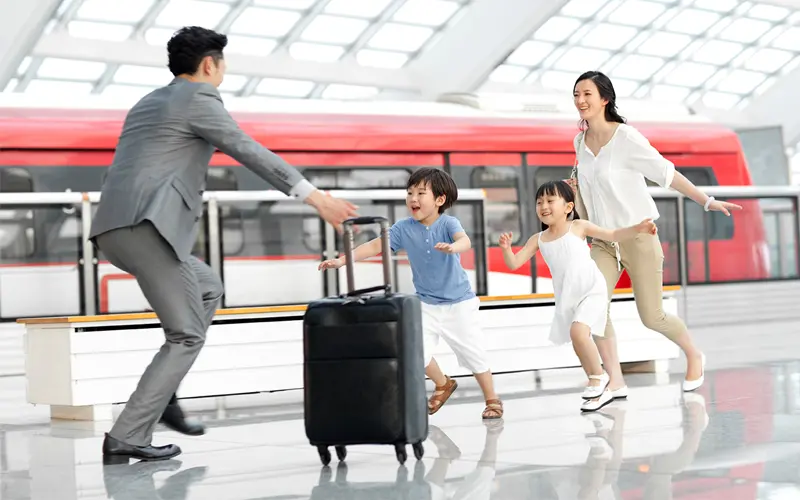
[90, 77, 314, 261]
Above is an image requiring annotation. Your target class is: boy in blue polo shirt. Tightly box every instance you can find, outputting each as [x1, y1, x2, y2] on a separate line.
[318, 168, 503, 420]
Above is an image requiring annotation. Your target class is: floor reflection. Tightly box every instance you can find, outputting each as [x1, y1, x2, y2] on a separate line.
[5, 356, 800, 499]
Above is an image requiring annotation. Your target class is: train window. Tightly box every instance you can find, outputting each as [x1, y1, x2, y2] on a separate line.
[206, 168, 238, 191]
[1, 168, 34, 192]
[302, 168, 411, 189]
[468, 166, 522, 246]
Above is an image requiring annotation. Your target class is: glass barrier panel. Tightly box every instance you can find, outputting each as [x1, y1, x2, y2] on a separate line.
[218, 200, 324, 307]
[652, 198, 681, 286]
[95, 206, 208, 315]
[0, 204, 83, 319]
[684, 196, 793, 284]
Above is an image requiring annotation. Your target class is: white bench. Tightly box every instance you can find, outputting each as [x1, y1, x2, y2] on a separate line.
[19, 288, 681, 421]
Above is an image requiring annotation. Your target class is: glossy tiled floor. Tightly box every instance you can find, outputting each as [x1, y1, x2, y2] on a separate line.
[3, 320, 800, 499]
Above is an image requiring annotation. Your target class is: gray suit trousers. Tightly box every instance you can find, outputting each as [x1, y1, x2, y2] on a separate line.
[96, 221, 224, 446]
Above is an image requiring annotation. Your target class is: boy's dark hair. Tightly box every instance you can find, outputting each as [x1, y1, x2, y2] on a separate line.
[407, 168, 458, 214]
[536, 180, 580, 231]
[167, 26, 228, 77]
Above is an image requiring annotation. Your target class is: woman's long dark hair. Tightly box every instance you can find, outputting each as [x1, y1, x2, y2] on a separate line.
[536, 180, 580, 232]
[574, 71, 626, 131]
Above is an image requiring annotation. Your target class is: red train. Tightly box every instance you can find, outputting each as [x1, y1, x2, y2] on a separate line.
[0, 96, 766, 309]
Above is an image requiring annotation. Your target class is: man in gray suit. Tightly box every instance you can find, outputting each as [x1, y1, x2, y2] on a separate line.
[93, 26, 358, 463]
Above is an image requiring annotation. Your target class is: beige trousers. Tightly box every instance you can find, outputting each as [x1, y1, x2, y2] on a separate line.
[590, 233, 686, 341]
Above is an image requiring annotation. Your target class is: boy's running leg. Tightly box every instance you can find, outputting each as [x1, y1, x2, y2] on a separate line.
[441, 297, 503, 419]
[423, 303, 458, 415]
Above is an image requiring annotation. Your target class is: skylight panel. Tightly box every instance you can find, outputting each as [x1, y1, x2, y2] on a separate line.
[553, 47, 611, 72]
[715, 69, 767, 95]
[488, 65, 530, 84]
[219, 75, 248, 93]
[67, 21, 134, 41]
[532, 16, 582, 43]
[664, 8, 721, 35]
[300, 15, 369, 44]
[607, 0, 666, 27]
[325, 0, 392, 18]
[3, 79, 18, 93]
[113, 65, 170, 86]
[560, 0, 607, 19]
[540, 70, 580, 91]
[663, 62, 717, 87]
[612, 54, 665, 80]
[290, 42, 346, 62]
[718, 18, 772, 43]
[650, 84, 692, 103]
[701, 91, 741, 109]
[38, 58, 107, 81]
[144, 28, 176, 46]
[581, 23, 638, 51]
[75, 0, 155, 24]
[744, 48, 793, 73]
[691, 0, 738, 13]
[101, 84, 157, 100]
[636, 32, 693, 57]
[229, 7, 301, 37]
[746, 3, 789, 22]
[225, 36, 279, 57]
[506, 41, 554, 67]
[691, 40, 743, 65]
[253, 0, 316, 9]
[25, 80, 94, 96]
[367, 23, 433, 52]
[356, 49, 409, 68]
[155, 0, 229, 28]
[392, 0, 460, 27]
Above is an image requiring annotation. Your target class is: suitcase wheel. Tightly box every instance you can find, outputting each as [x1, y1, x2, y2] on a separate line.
[335, 445, 347, 461]
[412, 441, 424, 460]
[317, 445, 331, 466]
[394, 444, 407, 465]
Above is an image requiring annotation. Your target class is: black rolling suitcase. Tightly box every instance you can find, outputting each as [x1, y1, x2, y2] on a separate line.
[303, 216, 428, 466]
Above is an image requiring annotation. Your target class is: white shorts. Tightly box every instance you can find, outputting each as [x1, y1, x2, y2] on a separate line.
[421, 296, 490, 374]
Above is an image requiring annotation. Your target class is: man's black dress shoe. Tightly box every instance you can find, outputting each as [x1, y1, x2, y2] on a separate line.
[160, 398, 205, 436]
[102, 433, 181, 464]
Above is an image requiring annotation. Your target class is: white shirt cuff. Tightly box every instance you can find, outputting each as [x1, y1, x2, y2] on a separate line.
[289, 179, 317, 201]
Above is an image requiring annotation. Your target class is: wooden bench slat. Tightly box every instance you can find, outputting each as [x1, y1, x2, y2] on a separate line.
[16, 286, 679, 324]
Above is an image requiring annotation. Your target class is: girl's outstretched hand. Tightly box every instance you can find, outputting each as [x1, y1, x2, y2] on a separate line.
[498, 232, 513, 249]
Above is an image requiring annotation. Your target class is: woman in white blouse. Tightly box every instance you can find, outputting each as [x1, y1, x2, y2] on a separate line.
[567, 71, 741, 401]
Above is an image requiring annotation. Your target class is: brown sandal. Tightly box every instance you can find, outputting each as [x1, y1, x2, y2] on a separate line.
[428, 376, 458, 415]
[482, 399, 503, 420]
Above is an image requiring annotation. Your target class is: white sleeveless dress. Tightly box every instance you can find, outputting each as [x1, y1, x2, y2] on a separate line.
[538, 223, 608, 344]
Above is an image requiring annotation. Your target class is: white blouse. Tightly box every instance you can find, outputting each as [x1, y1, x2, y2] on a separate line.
[574, 123, 675, 232]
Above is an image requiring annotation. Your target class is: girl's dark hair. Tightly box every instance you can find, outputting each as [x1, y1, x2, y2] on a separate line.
[536, 180, 579, 231]
[574, 71, 626, 131]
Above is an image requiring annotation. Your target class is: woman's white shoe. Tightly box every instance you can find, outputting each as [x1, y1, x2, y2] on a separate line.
[582, 372, 610, 400]
[682, 353, 706, 392]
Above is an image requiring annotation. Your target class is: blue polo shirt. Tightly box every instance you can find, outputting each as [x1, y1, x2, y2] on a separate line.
[389, 214, 475, 305]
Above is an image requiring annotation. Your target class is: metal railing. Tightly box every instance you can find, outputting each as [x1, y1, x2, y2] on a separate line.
[0, 185, 797, 319]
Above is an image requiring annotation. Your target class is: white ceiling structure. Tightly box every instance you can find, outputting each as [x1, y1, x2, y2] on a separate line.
[2, 0, 800, 148]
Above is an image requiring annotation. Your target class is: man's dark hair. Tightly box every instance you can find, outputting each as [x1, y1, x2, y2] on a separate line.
[407, 168, 458, 214]
[167, 26, 228, 76]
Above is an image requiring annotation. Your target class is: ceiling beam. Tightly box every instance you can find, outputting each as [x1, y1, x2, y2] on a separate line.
[0, 0, 62, 90]
[32, 31, 417, 91]
[408, 0, 570, 99]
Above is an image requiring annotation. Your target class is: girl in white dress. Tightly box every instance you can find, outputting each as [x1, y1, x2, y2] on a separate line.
[499, 180, 656, 412]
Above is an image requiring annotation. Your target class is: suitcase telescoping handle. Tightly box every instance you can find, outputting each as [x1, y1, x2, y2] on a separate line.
[341, 216, 393, 297]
